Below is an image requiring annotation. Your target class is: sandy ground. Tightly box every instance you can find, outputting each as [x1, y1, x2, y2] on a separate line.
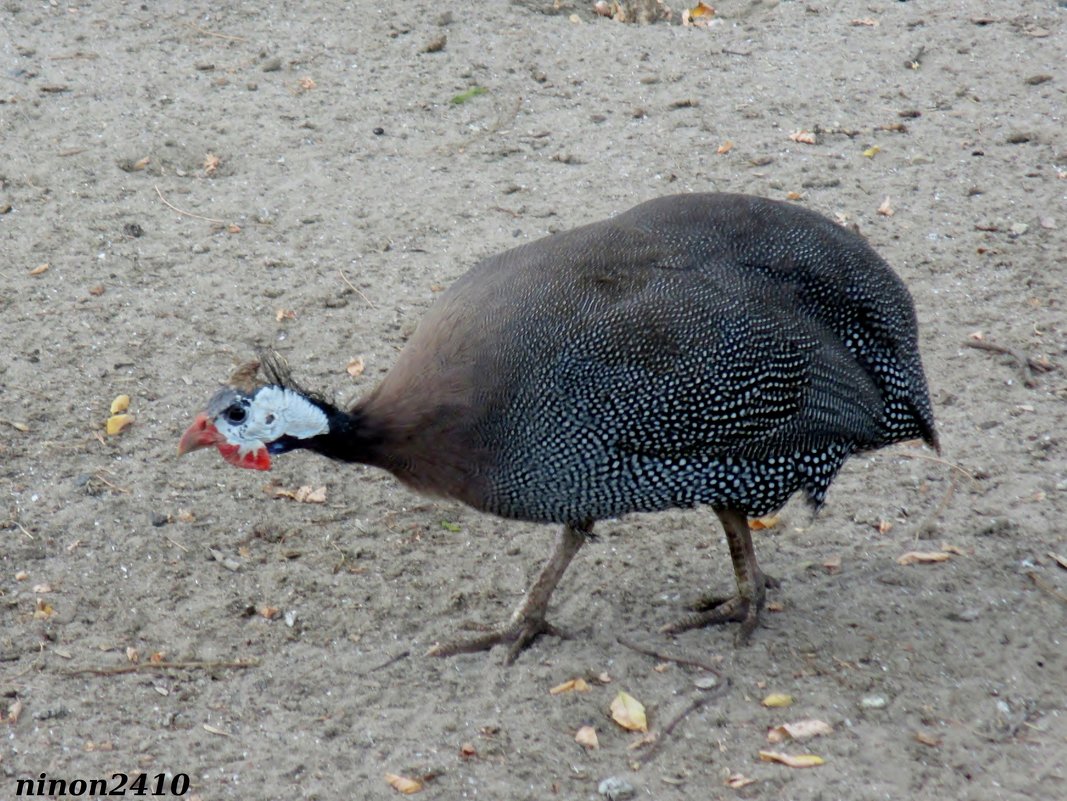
[2, 1, 1065, 799]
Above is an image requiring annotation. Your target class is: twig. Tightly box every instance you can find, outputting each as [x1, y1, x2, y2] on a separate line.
[337, 269, 377, 308]
[65, 659, 259, 677]
[365, 650, 411, 673]
[897, 452, 978, 485]
[154, 185, 227, 224]
[190, 24, 247, 42]
[635, 679, 731, 765]
[1027, 572, 1067, 605]
[616, 636, 722, 676]
[915, 472, 959, 539]
[164, 535, 189, 552]
[964, 339, 1057, 388]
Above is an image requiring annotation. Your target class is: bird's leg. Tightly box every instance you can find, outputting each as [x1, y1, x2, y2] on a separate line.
[427, 520, 591, 664]
[661, 509, 774, 644]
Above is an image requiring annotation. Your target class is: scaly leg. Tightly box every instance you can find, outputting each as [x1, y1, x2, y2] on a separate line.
[427, 520, 591, 664]
[661, 508, 774, 644]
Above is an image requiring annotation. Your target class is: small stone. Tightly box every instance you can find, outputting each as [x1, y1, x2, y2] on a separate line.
[261, 56, 283, 72]
[693, 675, 719, 690]
[860, 694, 889, 710]
[598, 776, 635, 800]
[1009, 222, 1029, 236]
[150, 512, 169, 528]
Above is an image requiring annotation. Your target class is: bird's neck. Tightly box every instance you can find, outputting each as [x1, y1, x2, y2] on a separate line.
[299, 404, 387, 465]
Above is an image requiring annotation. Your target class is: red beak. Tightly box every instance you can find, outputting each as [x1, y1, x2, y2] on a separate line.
[177, 412, 223, 456]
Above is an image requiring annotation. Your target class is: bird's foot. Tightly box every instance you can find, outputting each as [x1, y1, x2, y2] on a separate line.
[661, 572, 778, 645]
[427, 616, 568, 665]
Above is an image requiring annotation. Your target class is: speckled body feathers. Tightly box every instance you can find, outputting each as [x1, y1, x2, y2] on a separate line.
[358, 193, 937, 524]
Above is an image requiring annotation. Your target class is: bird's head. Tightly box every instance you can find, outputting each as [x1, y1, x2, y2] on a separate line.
[177, 356, 331, 471]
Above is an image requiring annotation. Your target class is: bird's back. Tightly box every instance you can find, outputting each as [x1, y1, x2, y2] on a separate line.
[361, 193, 937, 523]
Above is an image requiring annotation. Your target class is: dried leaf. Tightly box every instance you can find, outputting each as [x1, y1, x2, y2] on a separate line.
[295, 485, 327, 504]
[789, 130, 818, 145]
[176, 510, 196, 523]
[725, 773, 756, 788]
[259, 605, 281, 620]
[32, 583, 52, 594]
[575, 725, 599, 749]
[549, 678, 590, 695]
[14, 571, 28, 581]
[33, 598, 55, 619]
[88, 285, 105, 296]
[29, 262, 50, 276]
[110, 394, 131, 414]
[132, 156, 150, 171]
[914, 731, 941, 747]
[761, 693, 795, 708]
[940, 543, 967, 556]
[459, 742, 478, 759]
[717, 140, 734, 155]
[126, 647, 140, 664]
[610, 691, 648, 732]
[1050, 553, 1067, 571]
[346, 356, 366, 377]
[759, 750, 825, 768]
[384, 773, 423, 794]
[202, 723, 230, 737]
[7, 697, 23, 724]
[851, 18, 879, 27]
[149, 651, 166, 664]
[749, 514, 780, 531]
[862, 145, 881, 158]
[768, 719, 833, 743]
[275, 308, 297, 322]
[897, 550, 951, 565]
[878, 196, 895, 216]
[203, 153, 221, 175]
[106, 414, 135, 436]
[877, 519, 894, 534]
[298, 76, 316, 91]
[822, 555, 842, 574]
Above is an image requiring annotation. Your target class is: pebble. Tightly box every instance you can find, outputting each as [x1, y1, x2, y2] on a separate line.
[860, 694, 889, 710]
[261, 56, 283, 72]
[598, 777, 635, 800]
[693, 676, 719, 690]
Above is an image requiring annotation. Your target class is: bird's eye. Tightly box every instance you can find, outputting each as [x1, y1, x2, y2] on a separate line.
[225, 405, 247, 424]
[264, 413, 276, 425]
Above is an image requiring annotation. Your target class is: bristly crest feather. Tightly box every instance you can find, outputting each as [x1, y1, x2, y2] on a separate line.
[227, 359, 262, 393]
[257, 349, 337, 410]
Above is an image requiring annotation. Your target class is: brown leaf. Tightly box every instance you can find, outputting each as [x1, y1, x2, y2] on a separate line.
[203, 153, 221, 176]
[767, 719, 833, 743]
[126, 647, 140, 664]
[725, 773, 756, 788]
[110, 394, 131, 414]
[940, 543, 967, 556]
[132, 156, 150, 171]
[88, 285, 106, 296]
[29, 262, 50, 276]
[789, 130, 818, 145]
[294, 485, 327, 504]
[877, 519, 894, 534]
[346, 357, 366, 378]
[33, 598, 55, 619]
[759, 750, 825, 768]
[7, 698, 23, 724]
[275, 308, 297, 322]
[549, 678, 590, 695]
[610, 691, 648, 732]
[717, 140, 734, 155]
[878, 196, 895, 216]
[384, 773, 423, 794]
[897, 550, 951, 565]
[459, 742, 478, 759]
[259, 605, 281, 620]
[749, 514, 780, 531]
[822, 555, 842, 574]
[575, 725, 599, 749]
[914, 731, 941, 747]
[851, 18, 879, 27]
[298, 76, 316, 92]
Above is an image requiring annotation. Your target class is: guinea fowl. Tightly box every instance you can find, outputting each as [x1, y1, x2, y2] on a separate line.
[178, 193, 938, 662]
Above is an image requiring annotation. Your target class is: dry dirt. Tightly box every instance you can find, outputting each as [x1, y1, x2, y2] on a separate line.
[2, 1, 1065, 800]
